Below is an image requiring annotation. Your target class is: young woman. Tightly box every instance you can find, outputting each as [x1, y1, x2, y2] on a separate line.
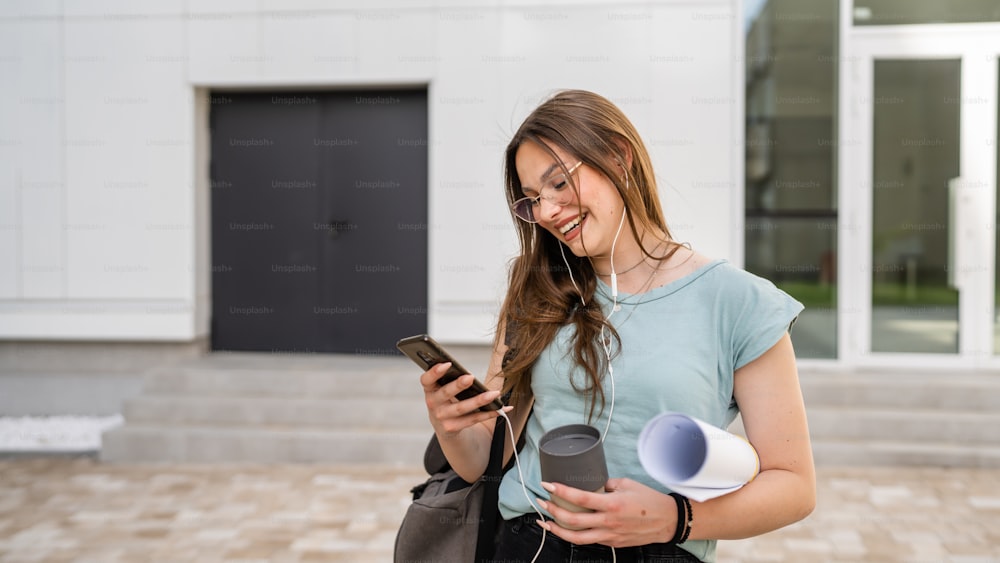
[419, 90, 815, 562]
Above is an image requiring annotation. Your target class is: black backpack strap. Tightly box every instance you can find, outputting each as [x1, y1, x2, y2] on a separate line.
[474, 319, 522, 561]
[474, 414, 508, 562]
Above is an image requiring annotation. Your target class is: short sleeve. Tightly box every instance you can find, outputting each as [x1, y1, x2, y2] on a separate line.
[727, 269, 804, 371]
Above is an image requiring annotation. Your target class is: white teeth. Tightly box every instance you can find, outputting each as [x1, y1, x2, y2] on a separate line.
[559, 214, 585, 235]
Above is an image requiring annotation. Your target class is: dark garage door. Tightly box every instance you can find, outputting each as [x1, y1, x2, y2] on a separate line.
[210, 89, 428, 354]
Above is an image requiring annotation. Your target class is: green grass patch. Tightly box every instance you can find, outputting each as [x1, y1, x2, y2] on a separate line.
[871, 283, 958, 306]
[774, 282, 963, 307]
[775, 282, 836, 308]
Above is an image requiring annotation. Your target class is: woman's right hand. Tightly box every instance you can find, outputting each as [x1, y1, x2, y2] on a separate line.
[420, 362, 511, 439]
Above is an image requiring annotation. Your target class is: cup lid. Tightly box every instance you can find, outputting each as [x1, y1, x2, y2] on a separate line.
[538, 424, 608, 491]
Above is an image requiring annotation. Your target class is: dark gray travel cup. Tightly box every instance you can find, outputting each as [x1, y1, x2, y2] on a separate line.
[538, 424, 608, 529]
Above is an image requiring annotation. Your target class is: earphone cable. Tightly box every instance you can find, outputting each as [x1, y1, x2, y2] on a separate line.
[497, 409, 548, 563]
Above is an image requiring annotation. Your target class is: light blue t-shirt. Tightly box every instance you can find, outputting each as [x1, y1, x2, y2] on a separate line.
[497, 259, 804, 562]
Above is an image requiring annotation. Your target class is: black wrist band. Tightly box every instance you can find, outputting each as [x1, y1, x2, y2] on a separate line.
[668, 492, 686, 544]
[679, 494, 693, 543]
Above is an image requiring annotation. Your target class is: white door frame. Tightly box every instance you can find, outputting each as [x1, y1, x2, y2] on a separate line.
[839, 18, 1000, 369]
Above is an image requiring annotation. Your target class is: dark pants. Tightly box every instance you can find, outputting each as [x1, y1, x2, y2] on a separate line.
[491, 514, 702, 563]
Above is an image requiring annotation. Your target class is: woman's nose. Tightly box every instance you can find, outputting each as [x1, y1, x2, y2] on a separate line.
[537, 195, 565, 222]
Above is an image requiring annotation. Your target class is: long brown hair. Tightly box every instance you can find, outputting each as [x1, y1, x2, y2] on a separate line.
[495, 90, 682, 420]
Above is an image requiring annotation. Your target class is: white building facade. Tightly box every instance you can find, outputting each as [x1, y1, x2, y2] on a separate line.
[2, 0, 999, 373]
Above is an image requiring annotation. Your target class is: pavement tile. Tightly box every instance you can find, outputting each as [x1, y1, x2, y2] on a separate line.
[969, 496, 1000, 509]
[2, 458, 1000, 562]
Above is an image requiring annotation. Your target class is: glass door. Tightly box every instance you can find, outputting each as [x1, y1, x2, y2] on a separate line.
[995, 56, 1000, 356]
[870, 59, 960, 354]
[842, 24, 1000, 367]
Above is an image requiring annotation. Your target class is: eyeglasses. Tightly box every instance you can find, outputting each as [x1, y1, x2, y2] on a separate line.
[510, 161, 583, 223]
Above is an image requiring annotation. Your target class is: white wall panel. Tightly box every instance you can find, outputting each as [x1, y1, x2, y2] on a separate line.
[428, 8, 513, 340]
[0, 0, 61, 18]
[354, 10, 436, 81]
[63, 17, 191, 301]
[0, 164, 17, 299]
[187, 14, 265, 84]
[257, 13, 358, 81]
[61, 0, 186, 18]
[649, 4, 738, 262]
[432, 2, 737, 342]
[0, 1, 741, 343]
[0, 20, 24, 298]
[14, 19, 64, 298]
[185, 0, 258, 17]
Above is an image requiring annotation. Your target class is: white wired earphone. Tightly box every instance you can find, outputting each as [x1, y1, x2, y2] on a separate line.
[497, 163, 631, 563]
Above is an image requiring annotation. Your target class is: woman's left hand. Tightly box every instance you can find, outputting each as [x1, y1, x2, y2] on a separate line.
[535, 478, 678, 548]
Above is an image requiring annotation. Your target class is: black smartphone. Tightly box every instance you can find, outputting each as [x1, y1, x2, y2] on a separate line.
[396, 334, 504, 412]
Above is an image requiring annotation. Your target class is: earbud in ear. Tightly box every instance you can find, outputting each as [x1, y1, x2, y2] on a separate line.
[614, 158, 630, 191]
[614, 154, 632, 191]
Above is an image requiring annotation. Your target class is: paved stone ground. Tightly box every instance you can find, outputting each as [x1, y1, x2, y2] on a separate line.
[0, 457, 998, 562]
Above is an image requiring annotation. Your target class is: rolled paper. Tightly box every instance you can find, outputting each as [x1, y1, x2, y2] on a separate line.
[637, 412, 760, 502]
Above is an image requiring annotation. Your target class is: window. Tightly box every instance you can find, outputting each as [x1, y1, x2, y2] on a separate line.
[744, 0, 839, 358]
[853, 0, 1000, 26]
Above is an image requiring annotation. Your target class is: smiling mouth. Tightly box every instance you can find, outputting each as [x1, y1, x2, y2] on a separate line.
[559, 214, 587, 237]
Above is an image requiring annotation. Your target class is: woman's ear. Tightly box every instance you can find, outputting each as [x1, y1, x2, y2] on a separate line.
[613, 138, 633, 172]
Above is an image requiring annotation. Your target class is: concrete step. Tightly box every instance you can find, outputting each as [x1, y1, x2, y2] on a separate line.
[102, 351, 461, 464]
[806, 407, 1000, 445]
[123, 395, 430, 430]
[100, 424, 430, 464]
[811, 439, 1000, 468]
[800, 372, 1000, 411]
[800, 373, 1000, 466]
[140, 367, 425, 399]
[103, 354, 1000, 467]
[0, 372, 144, 417]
